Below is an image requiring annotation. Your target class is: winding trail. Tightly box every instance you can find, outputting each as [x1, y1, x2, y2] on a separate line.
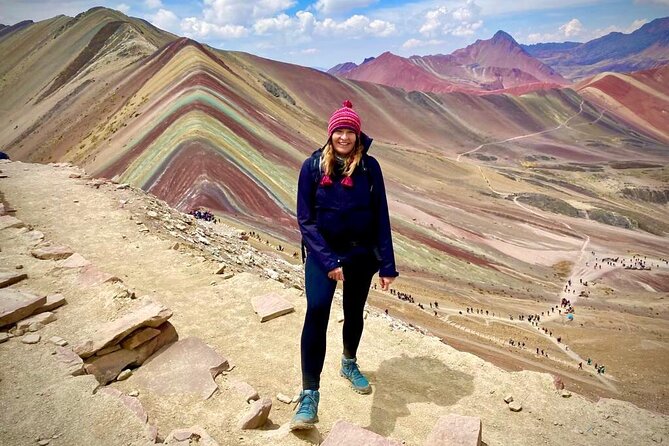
[455, 100, 585, 162]
[451, 99, 624, 392]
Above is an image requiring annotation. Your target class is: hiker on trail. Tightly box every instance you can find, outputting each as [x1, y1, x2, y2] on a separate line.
[293, 100, 399, 430]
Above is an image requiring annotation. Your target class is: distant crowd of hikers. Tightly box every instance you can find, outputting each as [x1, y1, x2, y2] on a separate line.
[189, 208, 217, 222]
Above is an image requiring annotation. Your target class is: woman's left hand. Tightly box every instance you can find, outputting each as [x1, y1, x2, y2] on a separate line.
[379, 276, 395, 291]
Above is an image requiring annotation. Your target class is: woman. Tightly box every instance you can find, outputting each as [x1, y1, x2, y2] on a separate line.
[291, 100, 399, 430]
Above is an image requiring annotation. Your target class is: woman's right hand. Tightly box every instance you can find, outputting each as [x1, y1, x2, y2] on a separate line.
[328, 266, 344, 281]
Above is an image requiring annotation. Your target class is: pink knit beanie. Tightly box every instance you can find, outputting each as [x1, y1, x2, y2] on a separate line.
[327, 100, 361, 137]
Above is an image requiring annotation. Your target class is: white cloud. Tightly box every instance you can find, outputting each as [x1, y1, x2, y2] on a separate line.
[559, 18, 583, 38]
[419, 6, 448, 36]
[150, 9, 179, 31]
[451, 20, 482, 36]
[452, 0, 480, 22]
[253, 11, 395, 38]
[301, 48, 319, 54]
[418, 0, 482, 38]
[181, 17, 249, 39]
[145, 0, 163, 9]
[316, 14, 395, 37]
[523, 17, 652, 44]
[368, 19, 396, 37]
[526, 33, 547, 43]
[402, 38, 444, 49]
[116, 3, 130, 14]
[626, 18, 649, 33]
[315, 0, 378, 15]
[254, 13, 293, 34]
[202, 0, 296, 26]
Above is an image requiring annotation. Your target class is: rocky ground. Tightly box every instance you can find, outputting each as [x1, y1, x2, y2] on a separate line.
[0, 160, 667, 446]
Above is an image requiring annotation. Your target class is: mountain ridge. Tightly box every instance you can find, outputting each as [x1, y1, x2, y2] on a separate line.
[329, 30, 567, 94]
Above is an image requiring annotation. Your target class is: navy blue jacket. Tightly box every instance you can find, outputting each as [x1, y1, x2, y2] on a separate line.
[297, 133, 399, 278]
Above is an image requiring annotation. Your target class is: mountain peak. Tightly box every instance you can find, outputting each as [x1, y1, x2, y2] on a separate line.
[491, 30, 518, 45]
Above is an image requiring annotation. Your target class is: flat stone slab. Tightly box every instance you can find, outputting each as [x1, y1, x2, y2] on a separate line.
[85, 348, 138, 384]
[120, 327, 161, 350]
[60, 253, 91, 268]
[131, 337, 229, 400]
[0, 289, 46, 328]
[78, 265, 122, 287]
[424, 414, 482, 446]
[73, 301, 172, 358]
[98, 387, 157, 441]
[251, 293, 294, 322]
[321, 420, 402, 446]
[132, 321, 178, 366]
[32, 294, 67, 314]
[239, 397, 272, 429]
[16, 311, 56, 330]
[99, 387, 148, 423]
[24, 230, 45, 245]
[55, 346, 85, 376]
[230, 380, 259, 403]
[0, 270, 28, 288]
[0, 215, 25, 231]
[164, 426, 219, 445]
[31, 245, 74, 260]
[21, 333, 41, 344]
[96, 344, 121, 356]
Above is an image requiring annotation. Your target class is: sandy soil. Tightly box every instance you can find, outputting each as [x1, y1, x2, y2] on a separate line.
[0, 160, 668, 446]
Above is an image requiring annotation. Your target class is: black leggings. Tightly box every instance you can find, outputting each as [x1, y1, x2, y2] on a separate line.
[300, 254, 377, 390]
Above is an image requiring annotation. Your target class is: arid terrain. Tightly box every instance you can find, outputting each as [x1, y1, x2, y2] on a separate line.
[1, 160, 668, 446]
[1, 7, 668, 445]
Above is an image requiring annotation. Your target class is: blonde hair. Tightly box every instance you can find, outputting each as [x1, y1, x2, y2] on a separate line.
[320, 137, 364, 177]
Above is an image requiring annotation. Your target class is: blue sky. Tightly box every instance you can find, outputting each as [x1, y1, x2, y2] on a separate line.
[2, 0, 668, 68]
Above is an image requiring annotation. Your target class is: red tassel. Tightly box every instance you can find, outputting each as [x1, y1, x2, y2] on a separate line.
[342, 100, 353, 108]
[319, 175, 333, 186]
[341, 176, 353, 188]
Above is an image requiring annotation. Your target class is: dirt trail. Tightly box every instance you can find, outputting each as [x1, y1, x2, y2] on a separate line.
[1, 160, 667, 446]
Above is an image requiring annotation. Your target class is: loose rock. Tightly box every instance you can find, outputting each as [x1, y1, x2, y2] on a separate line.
[425, 413, 482, 446]
[321, 420, 402, 445]
[117, 369, 133, 381]
[239, 397, 272, 429]
[231, 380, 259, 403]
[509, 401, 522, 412]
[31, 245, 74, 260]
[17, 312, 56, 330]
[0, 289, 46, 328]
[251, 292, 294, 322]
[0, 270, 28, 288]
[21, 333, 41, 344]
[49, 336, 68, 347]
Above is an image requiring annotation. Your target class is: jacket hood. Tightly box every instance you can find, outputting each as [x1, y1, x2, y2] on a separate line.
[360, 132, 373, 154]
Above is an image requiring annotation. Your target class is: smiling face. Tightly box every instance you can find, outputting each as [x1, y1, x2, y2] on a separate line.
[331, 128, 357, 157]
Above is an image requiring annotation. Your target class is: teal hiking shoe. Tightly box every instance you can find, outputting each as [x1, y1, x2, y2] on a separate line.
[289, 389, 319, 430]
[340, 356, 372, 394]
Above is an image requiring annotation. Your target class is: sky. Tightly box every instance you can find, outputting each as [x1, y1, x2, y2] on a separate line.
[1, 0, 668, 68]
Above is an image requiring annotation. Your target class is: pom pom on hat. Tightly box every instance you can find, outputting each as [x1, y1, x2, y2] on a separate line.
[328, 100, 361, 137]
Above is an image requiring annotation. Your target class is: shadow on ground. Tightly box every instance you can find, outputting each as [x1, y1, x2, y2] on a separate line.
[365, 353, 475, 437]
